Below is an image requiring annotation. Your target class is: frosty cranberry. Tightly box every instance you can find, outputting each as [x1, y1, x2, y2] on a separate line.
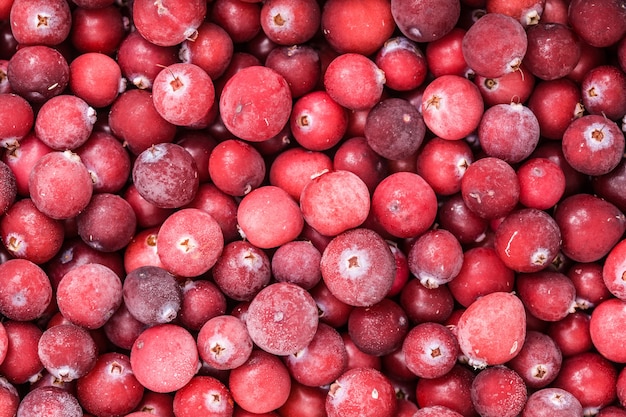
[375, 37, 428, 91]
[132, 143, 199, 209]
[76, 352, 144, 417]
[421, 74, 484, 141]
[582, 65, 626, 121]
[300, 170, 370, 237]
[371, 172, 437, 239]
[507, 330, 563, 389]
[524, 22, 581, 80]
[197, 314, 253, 371]
[320, 228, 396, 307]
[103, 302, 145, 352]
[34, 94, 96, 150]
[271, 240, 322, 289]
[220, 65, 292, 142]
[332, 137, 388, 194]
[516, 271, 576, 322]
[264, 45, 321, 98]
[290, 90, 348, 151]
[152, 63, 215, 127]
[461, 157, 520, 219]
[474, 64, 536, 107]
[77, 193, 137, 253]
[415, 137, 473, 196]
[210, 0, 261, 44]
[547, 311, 593, 357]
[521, 388, 584, 417]
[0, 93, 33, 147]
[0, 377, 19, 417]
[462, 12, 527, 78]
[108, 89, 177, 155]
[0, 198, 64, 264]
[408, 229, 463, 288]
[75, 131, 130, 194]
[471, 366, 527, 417]
[208, 139, 266, 197]
[448, 247, 515, 307]
[365, 98, 426, 160]
[494, 208, 561, 273]
[590, 298, 626, 363]
[413, 406, 465, 417]
[9, 0, 71, 46]
[402, 322, 459, 379]
[457, 292, 526, 368]
[179, 21, 234, 80]
[552, 351, 617, 414]
[70, 5, 125, 55]
[400, 279, 455, 324]
[527, 78, 584, 140]
[284, 322, 347, 387]
[211, 240, 271, 301]
[486, 0, 545, 26]
[178, 279, 226, 331]
[7, 45, 69, 103]
[123, 265, 182, 326]
[130, 324, 199, 393]
[326, 367, 397, 417]
[229, 349, 292, 414]
[323, 53, 385, 111]
[415, 363, 477, 416]
[347, 298, 409, 356]
[568, 0, 626, 47]
[562, 115, 625, 176]
[478, 102, 540, 163]
[0, 259, 51, 321]
[16, 387, 82, 417]
[517, 157, 566, 210]
[391, 0, 460, 43]
[0, 321, 43, 384]
[69, 52, 123, 108]
[554, 193, 626, 263]
[38, 323, 98, 382]
[29, 150, 93, 220]
[246, 282, 319, 356]
[173, 376, 233, 417]
[56, 263, 122, 329]
[260, 0, 320, 45]
[237, 185, 304, 249]
[156, 208, 224, 277]
[132, 0, 206, 47]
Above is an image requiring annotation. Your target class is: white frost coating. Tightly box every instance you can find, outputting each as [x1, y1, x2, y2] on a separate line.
[509, 340, 518, 355]
[51, 365, 79, 382]
[139, 144, 166, 163]
[12, 291, 26, 307]
[5, 233, 26, 257]
[158, 302, 179, 323]
[273, 311, 284, 322]
[372, 388, 379, 399]
[583, 122, 615, 151]
[530, 247, 550, 266]
[176, 236, 197, 253]
[338, 247, 371, 280]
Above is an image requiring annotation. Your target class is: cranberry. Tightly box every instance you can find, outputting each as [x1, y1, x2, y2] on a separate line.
[462, 12, 527, 78]
[132, 0, 206, 47]
[323, 53, 385, 111]
[9, 0, 72, 46]
[486, 0, 545, 26]
[16, 387, 82, 417]
[589, 298, 626, 363]
[179, 21, 234, 81]
[421, 74, 484, 141]
[581, 65, 626, 121]
[391, 0, 460, 43]
[219, 65, 292, 142]
[7, 45, 69, 103]
[471, 366, 528, 417]
[568, 0, 626, 48]
[321, 0, 395, 55]
[70, 5, 126, 55]
[524, 22, 581, 81]
[376, 37, 428, 91]
[0, 259, 52, 322]
[457, 292, 526, 368]
[348, 298, 409, 356]
[326, 367, 397, 417]
[264, 45, 321, 98]
[521, 388, 583, 417]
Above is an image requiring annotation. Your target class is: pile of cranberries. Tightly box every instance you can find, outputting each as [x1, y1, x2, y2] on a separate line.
[1, 0, 626, 416]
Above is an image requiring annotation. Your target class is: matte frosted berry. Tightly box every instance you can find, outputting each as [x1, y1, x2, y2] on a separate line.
[320, 228, 396, 307]
[197, 315, 253, 371]
[246, 282, 319, 356]
[132, 0, 206, 47]
[237, 185, 304, 249]
[590, 298, 626, 363]
[0, 259, 52, 322]
[37, 323, 98, 382]
[326, 367, 397, 417]
[130, 324, 199, 393]
[456, 292, 526, 368]
[391, 0, 460, 43]
[220, 66, 292, 142]
[470, 366, 528, 417]
[156, 208, 224, 277]
[462, 12, 528, 78]
[323, 53, 385, 111]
